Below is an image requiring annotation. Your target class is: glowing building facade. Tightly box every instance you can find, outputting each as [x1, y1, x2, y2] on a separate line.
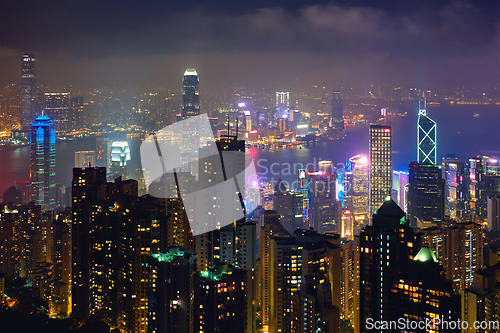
[110, 141, 131, 180]
[30, 115, 56, 211]
[417, 98, 437, 165]
[276, 91, 290, 120]
[369, 125, 392, 220]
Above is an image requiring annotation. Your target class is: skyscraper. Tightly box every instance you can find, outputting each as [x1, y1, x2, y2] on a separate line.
[369, 125, 392, 220]
[331, 90, 344, 130]
[180, 68, 200, 177]
[358, 199, 419, 332]
[407, 162, 445, 227]
[109, 141, 131, 180]
[349, 155, 369, 229]
[181, 68, 200, 119]
[44, 92, 70, 133]
[30, 115, 56, 212]
[276, 91, 290, 120]
[442, 154, 466, 219]
[21, 53, 36, 130]
[417, 98, 437, 164]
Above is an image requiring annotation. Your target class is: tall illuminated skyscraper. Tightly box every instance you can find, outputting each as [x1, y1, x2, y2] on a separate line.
[181, 68, 199, 119]
[407, 163, 444, 227]
[349, 155, 369, 228]
[358, 199, 418, 333]
[417, 98, 436, 164]
[180, 68, 200, 177]
[369, 125, 392, 220]
[30, 114, 56, 211]
[109, 141, 131, 180]
[331, 90, 344, 130]
[276, 91, 289, 119]
[21, 53, 36, 130]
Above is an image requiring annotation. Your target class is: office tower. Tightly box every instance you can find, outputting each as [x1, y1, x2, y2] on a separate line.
[391, 170, 408, 211]
[369, 125, 392, 220]
[30, 114, 56, 212]
[308, 171, 342, 234]
[461, 262, 500, 333]
[331, 90, 344, 130]
[21, 53, 36, 130]
[417, 98, 437, 164]
[276, 91, 290, 120]
[110, 141, 131, 180]
[347, 155, 369, 230]
[442, 154, 466, 219]
[391, 246, 460, 332]
[194, 264, 247, 333]
[44, 92, 70, 133]
[258, 211, 290, 330]
[273, 179, 302, 233]
[96, 137, 111, 169]
[407, 162, 445, 227]
[358, 199, 419, 332]
[70, 96, 84, 129]
[467, 156, 500, 223]
[148, 247, 197, 333]
[74, 150, 95, 168]
[181, 68, 200, 119]
[487, 196, 500, 231]
[180, 68, 200, 177]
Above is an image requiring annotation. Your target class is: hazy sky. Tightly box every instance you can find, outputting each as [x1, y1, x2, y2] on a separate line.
[0, 0, 499, 92]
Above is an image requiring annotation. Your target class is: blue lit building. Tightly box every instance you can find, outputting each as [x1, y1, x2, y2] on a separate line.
[30, 114, 56, 211]
[417, 98, 437, 164]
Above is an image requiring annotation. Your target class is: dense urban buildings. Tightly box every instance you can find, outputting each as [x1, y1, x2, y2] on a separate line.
[0, 29, 497, 333]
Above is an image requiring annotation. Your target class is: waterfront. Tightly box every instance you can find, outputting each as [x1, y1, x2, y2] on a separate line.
[0, 104, 499, 195]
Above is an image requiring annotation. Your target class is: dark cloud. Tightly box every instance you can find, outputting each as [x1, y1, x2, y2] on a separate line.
[0, 0, 498, 90]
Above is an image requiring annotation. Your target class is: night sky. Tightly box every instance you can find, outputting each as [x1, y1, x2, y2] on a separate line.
[0, 0, 499, 91]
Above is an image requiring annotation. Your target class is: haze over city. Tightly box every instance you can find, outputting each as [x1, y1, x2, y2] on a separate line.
[1, 0, 499, 91]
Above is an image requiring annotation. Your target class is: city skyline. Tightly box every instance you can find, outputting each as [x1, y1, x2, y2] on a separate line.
[1, 1, 500, 333]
